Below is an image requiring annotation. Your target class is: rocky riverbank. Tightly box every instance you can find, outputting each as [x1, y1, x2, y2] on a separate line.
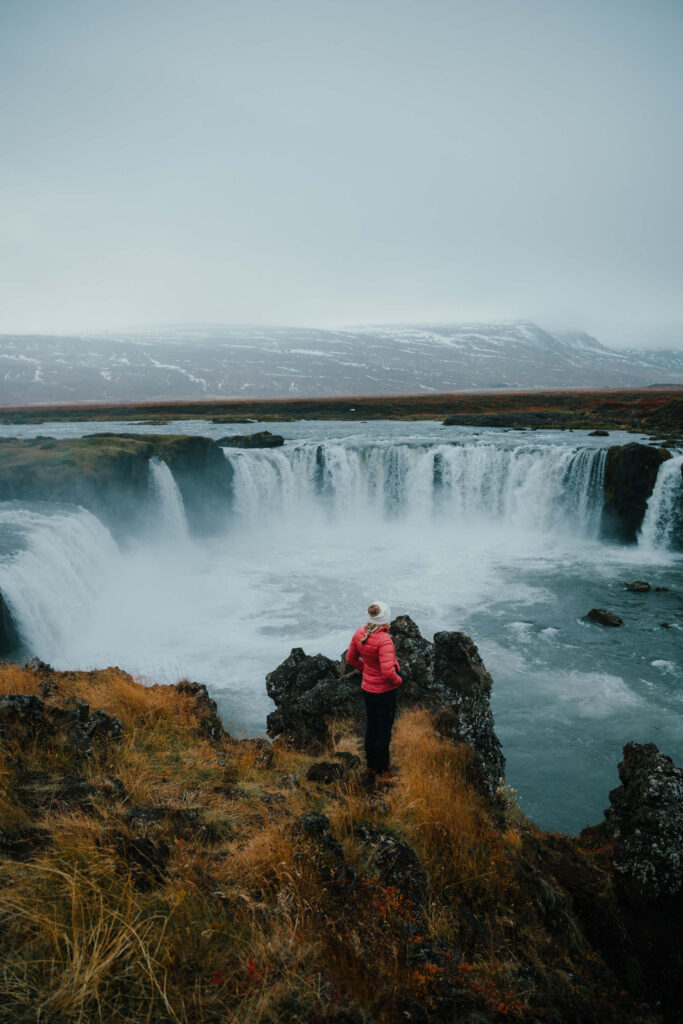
[1, 621, 681, 1024]
[0, 389, 681, 440]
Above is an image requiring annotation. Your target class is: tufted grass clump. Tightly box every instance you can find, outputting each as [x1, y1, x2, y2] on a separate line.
[0, 662, 658, 1024]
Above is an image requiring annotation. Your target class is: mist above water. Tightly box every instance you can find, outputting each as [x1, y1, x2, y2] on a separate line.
[0, 421, 681, 833]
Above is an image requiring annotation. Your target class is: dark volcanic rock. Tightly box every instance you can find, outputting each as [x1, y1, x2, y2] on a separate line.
[588, 429, 609, 436]
[266, 648, 356, 750]
[86, 709, 124, 744]
[0, 591, 20, 655]
[100, 829, 170, 889]
[266, 618, 505, 798]
[585, 608, 623, 627]
[217, 431, 284, 448]
[605, 742, 683, 902]
[625, 580, 651, 592]
[173, 680, 224, 742]
[0, 692, 123, 755]
[306, 756, 361, 784]
[601, 442, 671, 543]
[601, 742, 683, 1013]
[353, 823, 429, 911]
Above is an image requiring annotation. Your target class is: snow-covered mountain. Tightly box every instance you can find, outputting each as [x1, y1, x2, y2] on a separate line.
[0, 322, 682, 404]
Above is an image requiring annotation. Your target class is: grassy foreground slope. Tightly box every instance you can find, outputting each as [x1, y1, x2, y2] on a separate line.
[0, 663, 663, 1024]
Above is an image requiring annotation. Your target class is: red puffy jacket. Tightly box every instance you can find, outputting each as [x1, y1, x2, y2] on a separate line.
[346, 625, 402, 693]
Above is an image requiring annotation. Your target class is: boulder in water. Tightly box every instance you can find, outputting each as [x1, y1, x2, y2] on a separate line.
[588, 429, 610, 436]
[625, 580, 651, 593]
[585, 608, 623, 627]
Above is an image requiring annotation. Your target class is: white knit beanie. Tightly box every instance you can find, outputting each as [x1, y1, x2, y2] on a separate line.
[367, 600, 391, 625]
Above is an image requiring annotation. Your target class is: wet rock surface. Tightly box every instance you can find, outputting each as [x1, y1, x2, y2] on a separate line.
[625, 580, 651, 592]
[267, 616, 505, 798]
[601, 442, 671, 543]
[585, 607, 623, 627]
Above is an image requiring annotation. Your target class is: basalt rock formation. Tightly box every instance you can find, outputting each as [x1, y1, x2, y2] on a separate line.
[266, 616, 505, 799]
[601, 442, 672, 543]
[605, 742, 683, 903]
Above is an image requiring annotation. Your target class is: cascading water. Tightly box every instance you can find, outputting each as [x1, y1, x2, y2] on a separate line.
[0, 420, 680, 834]
[148, 458, 189, 538]
[0, 506, 119, 661]
[223, 441, 608, 537]
[639, 454, 683, 551]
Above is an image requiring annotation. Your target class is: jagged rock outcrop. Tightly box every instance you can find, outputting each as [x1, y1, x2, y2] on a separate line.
[266, 616, 505, 798]
[217, 430, 284, 448]
[601, 742, 683, 1015]
[605, 742, 683, 902]
[601, 442, 671, 543]
[170, 680, 224, 742]
[0, 692, 123, 755]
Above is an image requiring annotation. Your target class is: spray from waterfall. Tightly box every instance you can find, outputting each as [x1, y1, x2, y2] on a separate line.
[0, 507, 119, 661]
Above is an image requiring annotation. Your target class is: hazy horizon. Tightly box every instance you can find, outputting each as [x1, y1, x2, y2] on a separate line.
[1, 318, 681, 353]
[2, 0, 682, 349]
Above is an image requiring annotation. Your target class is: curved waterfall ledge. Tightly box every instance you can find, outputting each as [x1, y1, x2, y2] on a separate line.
[0, 433, 233, 535]
[223, 440, 610, 536]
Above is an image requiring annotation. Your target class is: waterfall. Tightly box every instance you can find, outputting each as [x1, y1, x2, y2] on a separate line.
[0, 506, 119, 660]
[639, 454, 683, 551]
[223, 441, 608, 537]
[148, 458, 189, 538]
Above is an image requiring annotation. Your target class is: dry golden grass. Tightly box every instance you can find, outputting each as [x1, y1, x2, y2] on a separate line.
[0, 664, 649, 1024]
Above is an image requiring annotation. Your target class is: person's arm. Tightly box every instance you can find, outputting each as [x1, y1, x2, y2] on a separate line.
[377, 634, 402, 686]
[345, 632, 364, 673]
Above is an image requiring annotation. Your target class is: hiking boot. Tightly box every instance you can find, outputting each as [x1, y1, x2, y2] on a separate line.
[374, 768, 399, 785]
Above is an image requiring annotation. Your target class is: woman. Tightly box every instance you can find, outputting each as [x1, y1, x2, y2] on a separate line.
[346, 601, 403, 782]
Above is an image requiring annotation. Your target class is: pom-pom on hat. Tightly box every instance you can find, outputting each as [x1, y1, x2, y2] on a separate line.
[367, 600, 391, 625]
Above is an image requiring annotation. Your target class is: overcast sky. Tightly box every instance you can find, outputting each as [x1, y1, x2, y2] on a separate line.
[1, 0, 682, 348]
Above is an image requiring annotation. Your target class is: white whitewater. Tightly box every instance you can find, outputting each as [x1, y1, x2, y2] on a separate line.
[639, 454, 683, 550]
[224, 441, 608, 538]
[148, 458, 189, 538]
[0, 506, 119, 660]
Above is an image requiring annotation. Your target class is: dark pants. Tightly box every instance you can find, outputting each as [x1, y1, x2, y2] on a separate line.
[363, 688, 397, 773]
